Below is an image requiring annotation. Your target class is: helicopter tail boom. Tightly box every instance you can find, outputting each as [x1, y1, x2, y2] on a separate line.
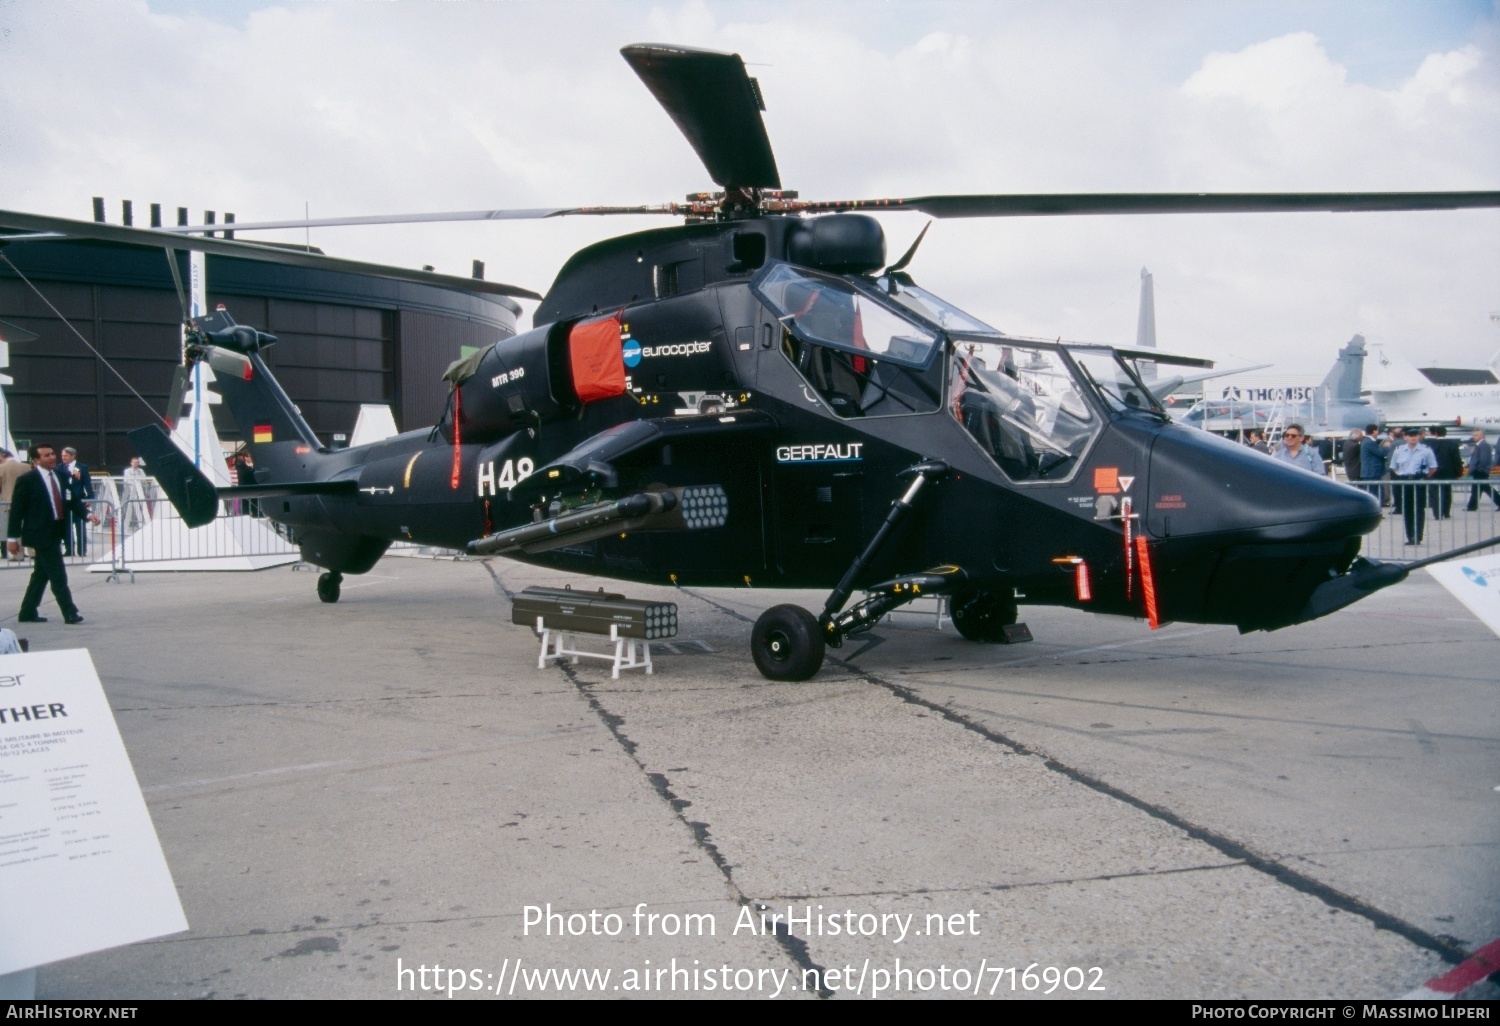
[127, 424, 359, 527]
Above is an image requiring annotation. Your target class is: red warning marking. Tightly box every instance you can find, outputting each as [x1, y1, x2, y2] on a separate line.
[1093, 467, 1120, 494]
[1409, 937, 1500, 997]
[1135, 534, 1159, 629]
[1075, 561, 1092, 602]
[450, 386, 463, 490]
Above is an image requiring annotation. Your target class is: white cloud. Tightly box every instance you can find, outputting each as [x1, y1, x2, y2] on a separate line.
[1393, 45, 1483, 120]
[1183, 32, 1350, 111]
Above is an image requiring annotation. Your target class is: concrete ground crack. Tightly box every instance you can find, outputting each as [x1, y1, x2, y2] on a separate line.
[677, 586, 756, 624]
[556, 661, 833, 996]
[762, 860, 1248, 903]
[481, 559, 516, 601]
[829, 656, 1473, 967]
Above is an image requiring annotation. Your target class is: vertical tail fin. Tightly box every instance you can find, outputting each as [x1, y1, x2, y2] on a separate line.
[191, 311, 320, 447]
[1362, 340, 1431, 393]
[1135, 267, 1157, 350]
[1135, 267, 1157, 382]
[1318, 334, 1366, 402]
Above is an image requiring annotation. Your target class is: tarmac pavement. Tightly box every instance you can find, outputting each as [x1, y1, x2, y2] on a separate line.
[3, 554, 1496, 999]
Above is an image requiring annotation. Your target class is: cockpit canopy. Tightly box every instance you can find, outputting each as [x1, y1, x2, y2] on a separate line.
[755, 260, 1197, 483]
[755, 263, 941, 368]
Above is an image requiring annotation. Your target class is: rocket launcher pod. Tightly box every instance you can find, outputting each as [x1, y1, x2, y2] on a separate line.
[511, 585, 679, 640]
[465, 484, 727, 557]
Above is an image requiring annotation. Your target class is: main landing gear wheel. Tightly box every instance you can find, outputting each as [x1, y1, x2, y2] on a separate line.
[950, 586, 1017, 643]
[317, 571, 343, 603]
[751, 604, 825, 681]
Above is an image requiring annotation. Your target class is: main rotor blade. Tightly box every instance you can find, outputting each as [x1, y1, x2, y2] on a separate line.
[93, 189, 1500, 244]
[621, 43, 780, 190]
[162, 205, 682, 235]
[0, 209, 542, 301]
[788, 191, 1500, 217]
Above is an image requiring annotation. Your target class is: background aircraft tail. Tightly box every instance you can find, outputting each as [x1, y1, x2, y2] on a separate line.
[1135, 267, 1157, 352]
[1362, 340, 1430, 393]
[1318, 334, 1367, 402]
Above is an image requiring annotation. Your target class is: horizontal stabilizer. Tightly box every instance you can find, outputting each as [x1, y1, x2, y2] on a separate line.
[130, 424, 356, 526]
[128, 425, 221, 527]
[216, 480, 359, 500]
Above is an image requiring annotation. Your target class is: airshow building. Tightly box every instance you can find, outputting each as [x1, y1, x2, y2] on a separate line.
[0, 234, 522, 471]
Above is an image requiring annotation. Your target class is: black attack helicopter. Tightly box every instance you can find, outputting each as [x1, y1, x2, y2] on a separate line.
[4, 43, 1499, 681]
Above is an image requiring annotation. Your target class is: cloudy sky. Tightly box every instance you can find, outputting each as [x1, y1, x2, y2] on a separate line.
[2, 0, 1496, 379]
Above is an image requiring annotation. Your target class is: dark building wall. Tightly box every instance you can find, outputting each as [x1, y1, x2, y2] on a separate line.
[209, 294, 398, 442]
[396, 309, 515, 430]
[0, 240, 520, 470]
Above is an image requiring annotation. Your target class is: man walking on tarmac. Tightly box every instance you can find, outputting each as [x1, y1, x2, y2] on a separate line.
[6, 444, 98, 624]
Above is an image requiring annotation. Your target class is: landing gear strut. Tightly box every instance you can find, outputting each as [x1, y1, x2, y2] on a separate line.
[748, 461, 951, 682]
[317, 571, 342, 603]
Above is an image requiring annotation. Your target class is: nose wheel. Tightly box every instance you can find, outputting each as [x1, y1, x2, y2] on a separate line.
[317, 571, 343, 603]
[751, 605, 825, 681]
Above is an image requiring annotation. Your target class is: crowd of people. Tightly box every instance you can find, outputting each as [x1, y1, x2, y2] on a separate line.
[1246, 423, 1497, 545]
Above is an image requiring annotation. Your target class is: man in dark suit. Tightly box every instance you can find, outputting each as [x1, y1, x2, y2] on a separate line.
[56, 446, 94, 557]
[1467, 429, 1496, 511]
[1341, 429, 1363, 483]
[1427, 426, 1463, 519]
[6, 444, 98, 624]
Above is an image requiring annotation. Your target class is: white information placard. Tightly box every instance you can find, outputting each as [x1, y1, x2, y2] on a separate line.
[0, 649, 188, 975]
[1427, 552, 1500, 638]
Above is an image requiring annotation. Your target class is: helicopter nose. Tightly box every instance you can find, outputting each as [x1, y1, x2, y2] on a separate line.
[1141, 427, 1381, 632]
[1144, 428, 1380, 543]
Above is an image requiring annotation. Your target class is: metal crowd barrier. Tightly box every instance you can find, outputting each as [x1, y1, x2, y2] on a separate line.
[1355, 478, 1500, 562]
[0, 496, 298, 578]
[0, 489, 453, 578]
[0, 498, 119, 570]
[102, 498, 301, 573]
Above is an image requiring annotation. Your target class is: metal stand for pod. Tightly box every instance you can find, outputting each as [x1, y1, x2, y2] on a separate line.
[535, 616, 653, 679]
